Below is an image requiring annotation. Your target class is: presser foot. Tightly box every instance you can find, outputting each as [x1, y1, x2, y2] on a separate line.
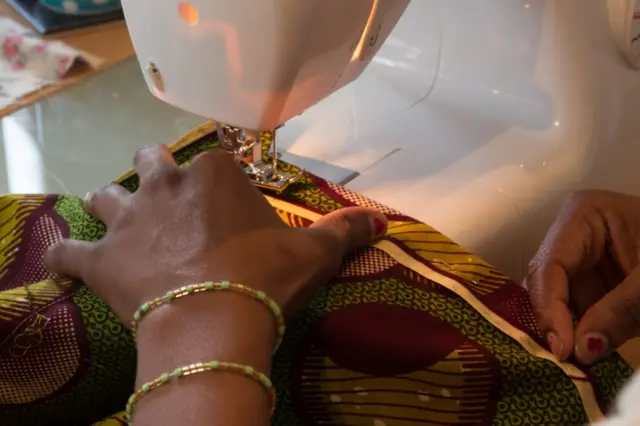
[216, 123, 304, 192]
[246, 162, 304, 192]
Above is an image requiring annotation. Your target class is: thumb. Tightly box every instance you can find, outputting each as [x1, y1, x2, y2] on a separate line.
[44, 239, 96, 280]
[310, 207, 387, 256]
[574, 268, 640, 364]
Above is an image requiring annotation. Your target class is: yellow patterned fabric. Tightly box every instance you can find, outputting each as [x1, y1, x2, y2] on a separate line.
[0, 123, 634, 426]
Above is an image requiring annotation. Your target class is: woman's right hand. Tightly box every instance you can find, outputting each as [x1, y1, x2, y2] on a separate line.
[43, 145, 387, 325]
[525, 190, 640, 364]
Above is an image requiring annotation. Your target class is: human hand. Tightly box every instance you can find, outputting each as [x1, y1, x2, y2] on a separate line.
[43, 145, 387, 324]
[525, 190, 640, 365]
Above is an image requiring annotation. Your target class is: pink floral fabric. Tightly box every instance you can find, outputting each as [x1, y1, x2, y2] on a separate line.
[0, 18, 77, 81]
[0, 17, 99, 109]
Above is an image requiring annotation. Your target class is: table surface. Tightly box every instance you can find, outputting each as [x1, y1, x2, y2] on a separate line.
[0, 59, 206, 195]
[0, 2, 135, 116]
[0, 57, 380, 196]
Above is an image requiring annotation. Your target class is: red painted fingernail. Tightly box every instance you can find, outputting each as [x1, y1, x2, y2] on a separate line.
[576, 332, 609, 365]
[373, 217, 387, 238]
[587, 336, 606, 354]
[547, 332, 564, 359]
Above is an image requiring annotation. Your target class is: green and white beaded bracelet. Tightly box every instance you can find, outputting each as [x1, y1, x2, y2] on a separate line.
[126, 361, 275, 424]
[130, 281, 286, 351]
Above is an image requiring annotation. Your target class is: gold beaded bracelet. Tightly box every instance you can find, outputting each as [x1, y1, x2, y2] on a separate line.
[126, 361, 275, 424]
[130, 281, 286, 351]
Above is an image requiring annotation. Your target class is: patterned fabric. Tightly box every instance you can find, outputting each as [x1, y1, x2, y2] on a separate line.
[0, 122, 634, 426]
[0, 17, 97, 111]
[0, 18, 79, 79]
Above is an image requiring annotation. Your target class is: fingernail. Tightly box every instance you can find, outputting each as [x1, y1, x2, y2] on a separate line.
[372, 216, 387, 238]
[575, 332, 609, 364]
[547, 332, 564, 359]
[83, 192, 95, 213]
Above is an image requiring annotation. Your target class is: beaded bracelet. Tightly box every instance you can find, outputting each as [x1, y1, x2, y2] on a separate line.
[130, 281, 286, 351]
[126, 361, 275, 424]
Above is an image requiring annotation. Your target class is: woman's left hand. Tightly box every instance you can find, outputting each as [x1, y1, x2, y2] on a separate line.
[526, 190, 640, 364]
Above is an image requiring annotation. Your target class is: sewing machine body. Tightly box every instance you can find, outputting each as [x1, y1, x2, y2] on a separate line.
[122, 0, 410, 189]
[277, 0, 640, 279]
[123, 0, 409, 131]
[124, 0, 640, 279]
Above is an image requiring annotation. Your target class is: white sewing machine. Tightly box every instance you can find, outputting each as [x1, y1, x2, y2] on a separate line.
[122, 0, 409, 190]
[121, 0, 640, 279]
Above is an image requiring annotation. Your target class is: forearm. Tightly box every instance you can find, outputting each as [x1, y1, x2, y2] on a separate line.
[131, 291, 276, 426]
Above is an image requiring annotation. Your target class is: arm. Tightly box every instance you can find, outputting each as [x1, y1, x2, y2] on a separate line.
[132, 291, 276, 426]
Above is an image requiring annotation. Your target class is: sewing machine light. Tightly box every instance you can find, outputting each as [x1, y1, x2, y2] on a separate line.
[122, 0, 410, 191]
[178, 2, 199, 26]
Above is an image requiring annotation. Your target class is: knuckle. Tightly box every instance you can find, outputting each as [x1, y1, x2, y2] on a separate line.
[522, 269, 550, 315]
[147, 168, 183, 188]
[522, 269, 534, 291]
[611, 298, 640, 334]
[563, 190, 592, 210]
[44, 241, 65, 269]
[133, 145, 153, 165]
[195, 148, 234, 167]
[563, 190, 611, 210]
[133, 144, 171, 165]
[49, 241, 63, 258]
[83, 191, 95, 212]
[102, 183, 127, 198]
[307, 235, 341, 270]
[86, 184, 124, 209]
[526, 246, 551, 289]
[329, 212, 352, 233]
[93, 183, 114, 199]
[525, 277, 544, 307]
[190, 149, 243, 183]
[324, 212, 360, 244]
[527, 251, 544, 276]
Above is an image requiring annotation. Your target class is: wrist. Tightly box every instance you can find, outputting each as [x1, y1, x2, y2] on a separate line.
[134, 290, 276, 386]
